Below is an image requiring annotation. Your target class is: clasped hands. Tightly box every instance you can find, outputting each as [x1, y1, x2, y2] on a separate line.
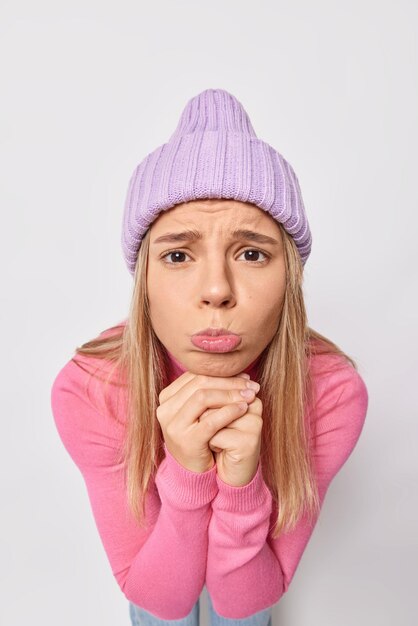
[156, 370, 263, 487]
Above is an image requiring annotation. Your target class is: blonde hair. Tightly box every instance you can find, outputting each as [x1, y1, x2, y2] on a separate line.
[72, 223, 357, 539]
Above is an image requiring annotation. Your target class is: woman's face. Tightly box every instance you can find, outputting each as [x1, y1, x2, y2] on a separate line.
[146, 199, 286, 377]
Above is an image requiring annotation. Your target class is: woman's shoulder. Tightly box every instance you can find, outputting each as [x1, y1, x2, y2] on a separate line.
[50, 324, 128, 447]
[307, 351, 369, 452]
[51, 351, 122, 403]
[53, 319, 126, 381]
[308, 350, 368, 398]
[51, 333, 124, 400]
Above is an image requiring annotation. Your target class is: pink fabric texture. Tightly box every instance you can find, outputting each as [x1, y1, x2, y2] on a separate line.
[50, 334, 368, 619]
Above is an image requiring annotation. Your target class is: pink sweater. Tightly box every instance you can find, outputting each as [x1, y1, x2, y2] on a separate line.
[50, 333, 368, 620]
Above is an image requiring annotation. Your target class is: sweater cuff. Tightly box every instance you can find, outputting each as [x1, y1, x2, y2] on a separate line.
[212, 461, 272, 512]
[156, 443, 219, 507]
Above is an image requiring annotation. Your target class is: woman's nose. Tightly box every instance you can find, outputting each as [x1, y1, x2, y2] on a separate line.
[198, 261, 237, 308]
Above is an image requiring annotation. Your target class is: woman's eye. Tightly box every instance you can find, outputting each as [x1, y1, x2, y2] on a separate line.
[161, 250, 191, 264]
[160, 248, 268, 265]
[238, 249, 268, 263]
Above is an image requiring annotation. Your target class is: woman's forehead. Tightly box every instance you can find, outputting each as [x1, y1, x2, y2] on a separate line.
[151, 199, 276, 229]
[148, 201, 283, 249]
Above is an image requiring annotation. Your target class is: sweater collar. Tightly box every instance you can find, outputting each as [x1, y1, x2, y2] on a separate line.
[166, 350, 262, 383]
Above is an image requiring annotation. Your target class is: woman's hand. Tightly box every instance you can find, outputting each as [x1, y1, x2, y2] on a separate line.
[205, 392, 263, 488]
[156, 371, 257, 474]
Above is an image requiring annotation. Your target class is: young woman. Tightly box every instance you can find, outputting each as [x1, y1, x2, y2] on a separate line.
[51, 88, 368, 626]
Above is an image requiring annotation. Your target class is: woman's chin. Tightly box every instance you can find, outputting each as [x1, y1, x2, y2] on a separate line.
[188, 351, 251, 377]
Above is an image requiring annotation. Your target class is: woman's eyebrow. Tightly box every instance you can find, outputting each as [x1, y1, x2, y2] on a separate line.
[152, 229, 280, 245]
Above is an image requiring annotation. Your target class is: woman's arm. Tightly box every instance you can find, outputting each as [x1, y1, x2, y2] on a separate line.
[50, 358, 218, 620]
[205, 361, 369, 618]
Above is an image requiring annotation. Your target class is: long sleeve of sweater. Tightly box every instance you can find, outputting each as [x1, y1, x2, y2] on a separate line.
[50, 356, 218, 620]
[205, 356, 369, 618]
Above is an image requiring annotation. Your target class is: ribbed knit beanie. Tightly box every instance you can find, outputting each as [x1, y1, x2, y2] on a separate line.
[121, 88, 312, 275]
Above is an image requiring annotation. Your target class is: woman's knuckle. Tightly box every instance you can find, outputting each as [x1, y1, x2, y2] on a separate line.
[201, 414, 214, 431]
[229, 389, 241, 403]
[194, 387, 208, 403]
[253, 397, 262, 411]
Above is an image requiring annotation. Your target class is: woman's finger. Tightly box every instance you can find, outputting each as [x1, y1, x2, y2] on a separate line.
[159, 375, 259, 423]
[164, 387, 253, 431]
[159, 370, 252, 405]
[194, 401, 250, 443]
[208, 412, 263, 452]
[158, 370, 196, 405]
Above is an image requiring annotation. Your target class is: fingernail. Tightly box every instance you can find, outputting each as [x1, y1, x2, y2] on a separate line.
[246, 380, 260, 392]
[237, 372, 250, 379]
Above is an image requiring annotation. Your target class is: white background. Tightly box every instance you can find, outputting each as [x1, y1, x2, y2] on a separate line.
[1, 1, 417, 625]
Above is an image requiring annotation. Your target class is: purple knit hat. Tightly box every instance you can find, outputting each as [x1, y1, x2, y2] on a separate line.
[121, 88, 312, 275]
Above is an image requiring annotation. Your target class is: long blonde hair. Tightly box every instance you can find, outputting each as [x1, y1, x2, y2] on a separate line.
[72, 224, 357, 539]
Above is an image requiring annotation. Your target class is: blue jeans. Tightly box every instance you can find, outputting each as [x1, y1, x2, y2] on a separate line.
[129, 592, 272, 626]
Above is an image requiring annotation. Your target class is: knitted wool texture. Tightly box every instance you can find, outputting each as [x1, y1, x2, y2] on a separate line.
[121, 88, 312, 275]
